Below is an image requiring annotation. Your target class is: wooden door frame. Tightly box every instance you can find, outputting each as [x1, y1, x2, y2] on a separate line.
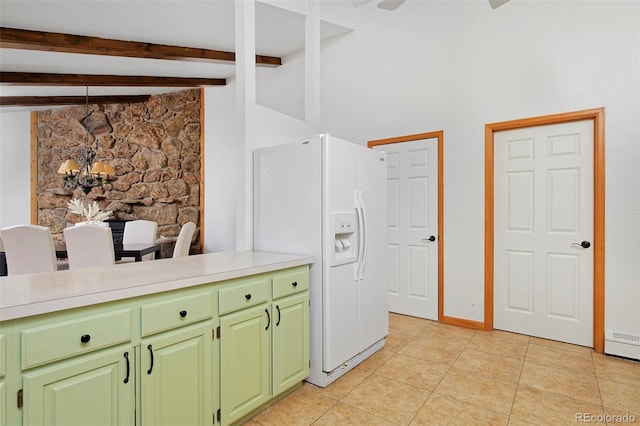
[368, 131, 445, 323]
[485, 108, 605, 353]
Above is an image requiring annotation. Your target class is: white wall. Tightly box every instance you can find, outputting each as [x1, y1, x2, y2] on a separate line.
[203, 81, 311, 253]
[314, 1, 639, 338]
[0, 111, 31, 227]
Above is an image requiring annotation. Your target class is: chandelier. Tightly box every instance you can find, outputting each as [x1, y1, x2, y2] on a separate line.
[58, 87, 115, 194]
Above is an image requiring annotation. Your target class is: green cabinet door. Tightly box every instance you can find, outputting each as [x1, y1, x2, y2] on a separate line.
[0, 332, 4, 426]
[22, 346, 134, 426]
[0, 381, 5, 426]
[140, 322, 212, 426]
[272, 292, 309, 397]
[220, 304, 270, 425]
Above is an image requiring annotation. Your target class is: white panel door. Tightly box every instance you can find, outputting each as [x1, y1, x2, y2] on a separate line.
[374, 138, 438, 320]
[494, 120, 594, 346]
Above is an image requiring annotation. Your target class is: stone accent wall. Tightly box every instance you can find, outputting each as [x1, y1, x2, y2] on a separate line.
[36, 89, 201, 255]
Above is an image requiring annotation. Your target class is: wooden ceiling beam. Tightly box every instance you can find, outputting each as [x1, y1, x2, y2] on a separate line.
[0, 72, 225, 87]
[0, 27, 282, 66]
[0, 95, 152, 107]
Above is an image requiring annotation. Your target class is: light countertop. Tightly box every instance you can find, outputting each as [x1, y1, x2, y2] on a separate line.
[0, 251, 314, 321]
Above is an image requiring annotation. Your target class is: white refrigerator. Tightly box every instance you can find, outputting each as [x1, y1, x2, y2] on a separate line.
[254, 134, 388, 387]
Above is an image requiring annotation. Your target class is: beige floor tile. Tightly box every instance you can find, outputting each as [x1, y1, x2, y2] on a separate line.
[354, 348, 395, 373]
[247, 314, 640, 425]
[241, 421, 262, 426]
[411, 393, 508, 425]
[313, 402, 395, 426]
[374, 353, 450, 391]
[598, 378, 640, 414]
[529, 336, 593, 355]
[506, 417, 538, 426]
[453, 348, 523, 382]
[389, 313, 433, 336]
[519, 361, 601, 405]
[308, 367, 371, 400]
[417, 321, 477, 346]
[525, 342, 595, 375]
[510, 385, 605, 425]
[467, 331, 529, 360]
[341, 374, 430, 425]
[433, 368, 518, 415]
[384, 330, 414, 352]
[252, 383, 336, 426]
[399, 337, 466, 366]
[491, 329, 531, 344]
[593, 353, 640, 387]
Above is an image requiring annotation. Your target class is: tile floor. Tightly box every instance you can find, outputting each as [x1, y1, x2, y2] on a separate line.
[246, 313, 640, 425]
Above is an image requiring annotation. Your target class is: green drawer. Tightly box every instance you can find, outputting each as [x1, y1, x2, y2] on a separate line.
[141, 290, 213, 337]
[272, 267, 309, 300]
[21, 308, 132, 370]
[219, 277, 269, 316]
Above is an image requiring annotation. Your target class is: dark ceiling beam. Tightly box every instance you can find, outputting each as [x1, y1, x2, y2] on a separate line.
[0, 95, 152, 107]
[0, 72, 225, 87]
[0, 27, 282, 66]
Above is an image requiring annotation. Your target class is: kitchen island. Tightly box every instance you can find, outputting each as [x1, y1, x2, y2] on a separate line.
[0, 251, 313, 426]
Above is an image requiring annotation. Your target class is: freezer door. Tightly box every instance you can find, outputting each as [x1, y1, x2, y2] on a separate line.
[357, 147, 389, 352]
[322, 135, 360, 372]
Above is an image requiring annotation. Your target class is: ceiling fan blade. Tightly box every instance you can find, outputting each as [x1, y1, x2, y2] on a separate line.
[488, 0, 510, 9]
[377, 0, 406, 11]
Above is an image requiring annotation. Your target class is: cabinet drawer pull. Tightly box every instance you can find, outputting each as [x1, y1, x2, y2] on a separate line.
[276, 305, 281, 326]
[124, 352, 130, 384]
[292, 281, 298, 287]
[80, 334, 91, 344]
[147, 344, 154, 375]
[245, 294, 252, 300]
[179, 310, 187, 318]
[265, 308, 271, 330]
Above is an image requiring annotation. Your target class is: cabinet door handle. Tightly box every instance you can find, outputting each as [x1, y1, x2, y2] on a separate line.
[147, 344, 154, 375]
[265, 308, 271, 330]
[292, 281, 298, 288]
[276, 305, 281, 326]
[245, 294, 252, 300]
[80, 334, 91, 343]
[123, 352, 130, 384]
[179, 310, 187, 318]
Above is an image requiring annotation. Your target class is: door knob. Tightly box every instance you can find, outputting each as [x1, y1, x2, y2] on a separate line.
[422, 236, 436, 243]
[572, 241, 591, 249]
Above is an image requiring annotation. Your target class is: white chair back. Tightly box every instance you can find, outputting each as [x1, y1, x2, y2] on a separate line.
[0, 225, 57, 275]
[64, 224, 115, 270]
[173, 222, 196, 258]
[122, 220, 158, 260]
[123, 220, 158, 244]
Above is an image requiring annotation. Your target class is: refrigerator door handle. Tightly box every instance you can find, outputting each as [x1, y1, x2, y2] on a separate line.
[355, 196, 364, 281]
[359, 196, 368, 280]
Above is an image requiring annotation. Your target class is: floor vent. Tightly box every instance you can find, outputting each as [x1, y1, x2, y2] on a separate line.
[606, 330, 640, 346]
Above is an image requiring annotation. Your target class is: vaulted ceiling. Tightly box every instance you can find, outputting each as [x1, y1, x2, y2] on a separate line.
[0, 1, 352, 111]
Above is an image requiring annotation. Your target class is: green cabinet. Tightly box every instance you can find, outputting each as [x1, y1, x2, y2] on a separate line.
[0, 332, 5, 426]
[22, 346, 134, 426]
[1, 262, 310, 426]
[219, 304, 271, 425]
[272, 292, 309, 397]
[141, 322, 212, 426]
[219, 266, 310, 425]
